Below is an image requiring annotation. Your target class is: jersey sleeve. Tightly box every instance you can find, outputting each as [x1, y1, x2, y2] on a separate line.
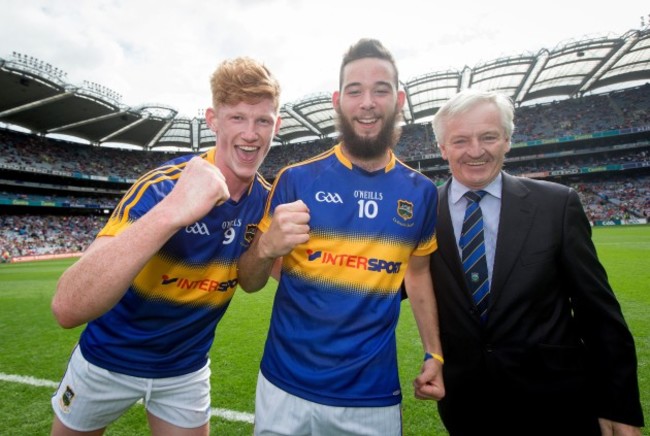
[258, 167, 297, 233]
[98, 166, 180, 237]
[412, 182, 439, 257]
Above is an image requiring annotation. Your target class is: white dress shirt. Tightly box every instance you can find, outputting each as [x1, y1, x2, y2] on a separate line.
[447, 172, 502, 287]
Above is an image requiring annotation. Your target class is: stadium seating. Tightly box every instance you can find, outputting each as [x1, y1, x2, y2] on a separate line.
[1, 85, 648, 261]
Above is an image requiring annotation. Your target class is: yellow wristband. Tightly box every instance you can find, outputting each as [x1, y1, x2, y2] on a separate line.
[424, 352, 444, 364]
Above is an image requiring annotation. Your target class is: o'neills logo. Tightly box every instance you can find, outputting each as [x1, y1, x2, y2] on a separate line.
[161, 275, 237, 292]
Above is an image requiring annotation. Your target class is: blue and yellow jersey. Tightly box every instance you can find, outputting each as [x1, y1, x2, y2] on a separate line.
[259, 143, 438, 407]
[78, 148, 270, 378]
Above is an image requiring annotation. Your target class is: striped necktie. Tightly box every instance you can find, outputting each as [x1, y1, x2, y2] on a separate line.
[459, 190, 489, 323]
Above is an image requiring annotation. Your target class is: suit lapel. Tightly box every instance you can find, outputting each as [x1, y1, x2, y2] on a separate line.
[490, 173, 536, 298]
[437, 180, 470, 292]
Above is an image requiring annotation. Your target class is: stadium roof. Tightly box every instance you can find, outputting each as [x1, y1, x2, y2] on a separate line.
[1, 27, 649, 151]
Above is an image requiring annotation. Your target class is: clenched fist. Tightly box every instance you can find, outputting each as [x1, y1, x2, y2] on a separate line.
[162, 156, 230, 228]
[258, 200, 311, 259]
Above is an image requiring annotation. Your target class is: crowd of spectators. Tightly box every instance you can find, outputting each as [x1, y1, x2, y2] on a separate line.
[2, 84, 648, 182]
[504, 149, 648, 177]
[0, 130, 182, 181]
[572, 175, 650, 221]
[260, 137, 336, 178]
[1, 190, 120, 208]
[0, 214, 107, 261]
[2, 173, 646, 261]
[1, 84, 648, 261]
[509, 84, 650, 143]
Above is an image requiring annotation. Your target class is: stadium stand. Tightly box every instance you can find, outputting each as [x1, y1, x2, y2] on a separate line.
[1, 28, 649, 262]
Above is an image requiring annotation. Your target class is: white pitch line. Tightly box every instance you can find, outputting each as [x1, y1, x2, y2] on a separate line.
[0, 373, 58, 388]
[211, 408, 255, 424]
[0, 372, 255, 424]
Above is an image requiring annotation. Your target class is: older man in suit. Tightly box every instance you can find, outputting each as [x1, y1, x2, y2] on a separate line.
[425, 89, 644, 435]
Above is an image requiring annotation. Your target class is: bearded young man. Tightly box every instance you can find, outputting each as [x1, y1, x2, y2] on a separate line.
[237, 38, 445, 436]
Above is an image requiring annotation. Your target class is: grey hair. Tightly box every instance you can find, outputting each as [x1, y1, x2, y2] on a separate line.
[432, 89, 515, 146]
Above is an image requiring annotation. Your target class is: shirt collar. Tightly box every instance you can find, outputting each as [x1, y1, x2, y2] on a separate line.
[449, 172, 503, 205]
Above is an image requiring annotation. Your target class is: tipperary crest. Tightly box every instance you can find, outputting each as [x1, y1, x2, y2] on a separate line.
[244, 224, 257, 244]
[59, 385, 75, 413]
[397, 200, 413, 220]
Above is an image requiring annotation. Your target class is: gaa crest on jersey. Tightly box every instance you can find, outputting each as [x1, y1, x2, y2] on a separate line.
[397, 200, 413, 220]
[244, 224, 257, 244]
[59, 385, 75, 413]
[185, 221, 210, 236]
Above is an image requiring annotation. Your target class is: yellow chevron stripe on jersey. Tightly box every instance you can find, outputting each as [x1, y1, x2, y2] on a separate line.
[413, 232, 438, 256]
[131, 253, 237, 308]
[281, 232, 413, 295]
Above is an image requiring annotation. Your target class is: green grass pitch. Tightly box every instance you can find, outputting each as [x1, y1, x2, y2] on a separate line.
[0, 224, 648, 435]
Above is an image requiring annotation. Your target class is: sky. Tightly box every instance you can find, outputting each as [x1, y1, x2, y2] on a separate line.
[1, 0, 648, 118]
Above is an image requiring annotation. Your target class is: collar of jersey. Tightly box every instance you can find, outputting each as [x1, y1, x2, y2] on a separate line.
[334, 143, 396, 173]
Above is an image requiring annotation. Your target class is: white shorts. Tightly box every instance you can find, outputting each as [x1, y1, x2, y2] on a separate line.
[254, 371, 402, 436]
[51, 346, 211, 432]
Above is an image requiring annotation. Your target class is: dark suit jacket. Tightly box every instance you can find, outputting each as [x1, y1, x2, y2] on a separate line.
[430, 172, 643, 435]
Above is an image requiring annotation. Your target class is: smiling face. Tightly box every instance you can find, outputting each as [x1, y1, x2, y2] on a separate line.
[206, 99, 280, 186]
[438, 101, 511, 190]
[332, 57, 405, 163]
